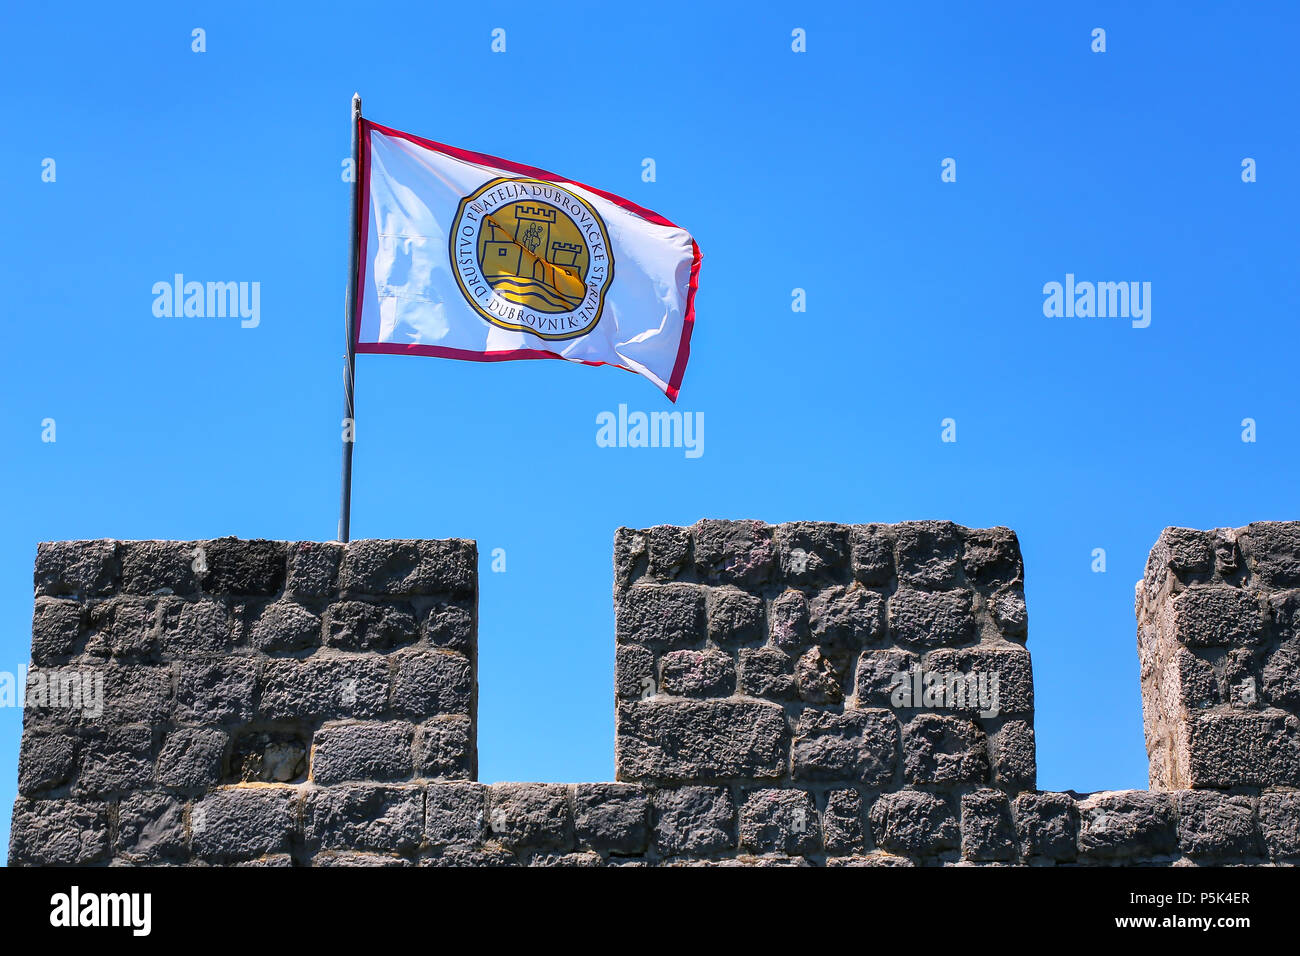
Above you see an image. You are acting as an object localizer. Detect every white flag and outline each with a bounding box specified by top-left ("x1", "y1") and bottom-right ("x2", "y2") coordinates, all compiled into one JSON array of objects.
[{"x1": 352, "y1": 120, "x2": 701, "y2": 401}]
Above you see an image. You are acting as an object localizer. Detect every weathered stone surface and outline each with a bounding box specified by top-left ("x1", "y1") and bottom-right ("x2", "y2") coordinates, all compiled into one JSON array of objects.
[
  {"x1": 827, "y1": 852, "x2": 915, "y2": 867},
  {"x1": 962, "y1": 528, "x2": 1023, "y2": 589},
  {"x1": 74, "y1": 725, "x2": 154, "y2": 796},
  {"x1": 794, "y1": 646, "x2": 844, "y2": 704},
  {"x1": 869, "y1": 790, "x2": 959, "y2": 855},
  {"x1": 768, "y1": 589, "x2": 810, "y2": 651},
  {"x1": 1239, "y1": 522, "x2": 1300, "y2": 589},
  {"x1": 991, "y1": 719, "x2": 1036, "y2": 790},
  {"x1": 809, "y1": 585, "x2": 885, "y2": 648},
  {"x1": 165, "y1": 599, "x2": 234, "y2": 656},
  {"x1": 902, "y1": 714, "x2": 989, "y2": 786},
  {"x1": 615, "y1": 643, "x2": 656, "y2": 701},
  {"x1": 738, "y1": 647, "x2": 795, "y2": 699},
  {"x1": 1184, "y1": 710, "x2": 1300, "y2": 788},
  {"x1": 246, "y1": 600, "x2": 321, "y2": 653},
  {"x1": 9, "y1": 798, "x2": 111, "y2": 865},
  {"x1": 198, "y1": 538, "x2": 286, "y2": 595},
  {"x1": 85, "y1": 596, "x2": 162, "y2": 659},
  {"x1": 17, "y1": 731, "x2": 78, "y2": 794},
  {"x1": 854, "y1": 648, "x2": 918, "y2": 705},
  {"x1": 775, "y1": 522, "x2": 849, "y2": 586},
  {"x1": 1147, "y1": 527, "x2": 1216, "y2": 588},
  {"x1": 425, "y1": 783, "x2": 487, "y2": 848},
  {"x1": 21, "y1": 663, "x2": 171, "y2": 730},
  {"x1": 792, "y1": 708, "x2": 897, "y2": 784},
  {"x1": 305, "y1": 785, "x2": 423, "y2": 854},
  {"x1": 574, "y1": 783, "x2": 649, "y2": 855},
  {"x1": 191, "y1": 787, "x2": 296, "y2": 862},
  {"x1": 1258, "y1": 791, "x2": 1300, "y2": 860},
  {"x1": 617, "y1": 698, "x2": 789, "y2": 781},
  {"x1": 96, "y1": 664, "x2": 175, "y2": 726},
  {"x1": 646, "y1": 525, "x2": 692, "y2": 580},
  {"x1": 35, "y1": 540, "x2": 120, "y2": 598},
  {"x1": 613, "y1": 528, "x2": 647, "y2": 590},
  {"x1": 1175, "y1": 791, "x2": 1259, "y2": 859},
  {"x1": 311, "y1": 721, "x2": 413, "y2": 785},
  {"x1": 1013, "y1": 792, "x2": 1078, "y2": 862},
  {"x1": 654, "y1": 786, "x2": 735, "y2": 857},
  {"x1": 660, "y1": 649, "x2": 735, "y2": 697},
  {"x1": 1077, "y1": 791, "x2": 1177, "y2": 861},
  {"x1": 615, "y1": 583, "x2": 706, "y2": 648},
  {"x1": 415, "y1": 716, "x2": 473, "y2": 780},
  {"x1": 313, "y1": 851, "x2": 413, "y2": 867},
  {"x1": 738, "y1": 789, "x2": 820, "y2": 856},
  {"x1": 117, "y1": 792, "x2": 188, "y2": 862},
  {"x1": 692, "y1": 520, "x2": 775, "y2": 588},
  {"x1": 706, "y1": 587, "x2": 765, "y2": 644},
  {"x1": 822, "y1": 789, "x2": 864, "y2": 855},
  {"x1": 391, "y1": 650, "x2": 473, "y2": 717},
  {"x1": 176, "y1": 658, "x2": 257, "y2": 724},
  {"x1": 961, "y1": 790, "x2": 1015, "y2": 861},
  {"x1": 990, "y1": 589, "x2": 1028, "y2": 640},
  {"x1": 31, "y1": 597, "x2": 83, "y2": 664},
  {"x1": 156, "y1": 727, "x2": 228, "y2": 790},
  {"x1": 888, "y1": 587, "x2": 975, "y2": 647},
  {"x1": 259, "y1": 656, "x2": 389, "y2": 722},
  {"x1": 849, "y1": 526, "x2": 894, "y2": 587},
  {"x1": 893, "y1": 522, "x2": 963, "y2": 590},
  {"x1": 324, "y1": 600, "x2": 419, "y2": 651},
  {"x1": 1263, "y1": 640, "x2": 1300, "y2": 708},
  {"x1": 14, "y1": 525, "x2": 1300, "y2": 867},
  {"x1": 489, "y1": 783, "x2": 573, "y2": 851},
  {"x1": 342, "y1": 539, "x2": 476, "y2": 597},
  {"x1": 425, "y1": 603, "x2": 474, "y2": 651},
  {"x1": 923, "y1": 645, "x2": 1034, "y2": 716},
  {"x1": 229, "y1": 730, "x2": 308, "y2": 783},
  {"x1": 120, "y1": 541, "x2": 201, "y2": 596},
  {"x1": 1167, "y1": 586, "x2": 1266, "y2": 647},
  {"x1": 285, "y1": 541, "x2": 342, "y2": 598}
]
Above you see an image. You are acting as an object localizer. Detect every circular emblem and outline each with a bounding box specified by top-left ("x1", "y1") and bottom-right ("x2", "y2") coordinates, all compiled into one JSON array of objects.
[{"x1": 450, "y1": 178, "x2": 614, "y2": 340}]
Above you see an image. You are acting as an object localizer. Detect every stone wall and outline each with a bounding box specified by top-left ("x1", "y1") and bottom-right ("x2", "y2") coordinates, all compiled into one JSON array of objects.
[
  {"x1": 9, "y1": 522, "x2": 1300, "y2": 866},
  {"x1": 1137, "y1": 523, "x2": 1300, "y2": 790},
  {"x1": 11, "y1": 538, "x2": 477, "y2": 866}
]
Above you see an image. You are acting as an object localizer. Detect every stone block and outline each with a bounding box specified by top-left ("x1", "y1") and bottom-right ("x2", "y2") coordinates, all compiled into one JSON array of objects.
[
  {"x1": 615, "y1": 583, "x2": 706, "y2": 648},
  {"x1": 311, "y1": 721, "x2": 414, "y2": 785},
  {"x1": 305, "y1": 785, "x2": 424, "y2": 854},
  {"x1": 574, "y1": 783, "x2": 649, "y2": 856},
  {"x1": 341, "y1": 539, "x2": 476, "y2": 597},
  {"x1": 792, "y1": 708, "x2": 897, "y2": 784},
  {"x1": 617, "y1": 698, "x2": 789, "y2": 781},
  {"x1": 654, "y1": 786, "x2": 735, "y2": 857},
  {"x1": 738, "y1": 789, "x2": 820, "y2": 856}
]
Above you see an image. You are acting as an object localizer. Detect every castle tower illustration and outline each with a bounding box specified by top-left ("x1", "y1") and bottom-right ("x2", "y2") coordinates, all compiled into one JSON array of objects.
[
  {"x1": 512, "y1": 205, "x2": 555, "y2": 283},
  {"x1": 479, "y1": 204, "x2": 585, "y2": 308},
  {"x1": 481, "y1": 219, "x2": 523, "y2": 278},
  {"x1": 550, "y1": 240, "x2": 583, "y2": 275}
]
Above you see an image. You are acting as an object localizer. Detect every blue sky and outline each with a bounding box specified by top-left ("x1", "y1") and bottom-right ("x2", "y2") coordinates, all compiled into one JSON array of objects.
[{"x1": 2, "y1": 1, "x2": 1297, "y2": 854}]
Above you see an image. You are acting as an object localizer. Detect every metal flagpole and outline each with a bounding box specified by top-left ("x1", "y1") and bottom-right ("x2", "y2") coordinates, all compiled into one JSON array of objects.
[{"x1": 338, "y1": 92, "x2": 363, "y2": 542}]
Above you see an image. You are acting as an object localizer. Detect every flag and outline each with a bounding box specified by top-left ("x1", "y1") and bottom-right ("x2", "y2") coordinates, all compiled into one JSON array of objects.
[{"x1": 352, "y1": 120, "x2": 701, "y2": 401}]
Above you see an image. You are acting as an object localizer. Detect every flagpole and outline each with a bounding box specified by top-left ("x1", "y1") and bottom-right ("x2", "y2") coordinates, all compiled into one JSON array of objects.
[{"x1": 338, "y1": 92, "x2": 362, "y2": 543}]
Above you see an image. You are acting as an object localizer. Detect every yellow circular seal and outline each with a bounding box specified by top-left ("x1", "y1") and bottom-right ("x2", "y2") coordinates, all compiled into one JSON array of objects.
[{"x1": 450, "y1": 178, "x2": 614, "y2": 341}]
